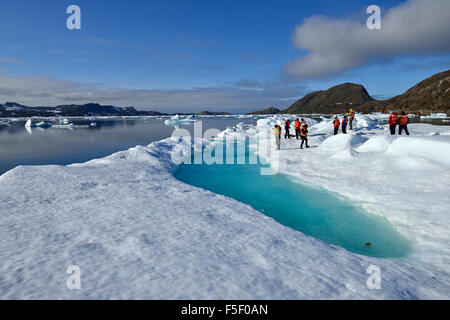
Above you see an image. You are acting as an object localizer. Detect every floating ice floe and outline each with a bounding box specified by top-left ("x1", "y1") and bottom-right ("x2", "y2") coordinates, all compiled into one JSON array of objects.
[
  {"x1": 0, "y1": 119, "x2": 12, "y2": 126},
  {"x1": 164, "y1": 114, "x2": 196, "y2": 126},
  {"x1": 420, "y1": 113, "x2": 448, "y2": 119},
  {"x1": 25, "y1": 119, "x2": 52, "y2": 128}
]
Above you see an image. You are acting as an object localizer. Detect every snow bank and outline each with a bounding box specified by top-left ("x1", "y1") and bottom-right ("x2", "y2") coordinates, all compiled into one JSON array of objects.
[
  {"x1": 387, "y1": 138, "x2": 450, "y2": 167},
  {"x1": 317, "y1": 134, "x2": 357, "y2": 159},
  {"x1": 356, "y1": 136, "x2": 393, "y2": 153}
]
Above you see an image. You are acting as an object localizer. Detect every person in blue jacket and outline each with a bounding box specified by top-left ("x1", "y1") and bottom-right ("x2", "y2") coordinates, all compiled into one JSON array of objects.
[{"x1": 342, "y1": 115, "x2": 349, "y2": 134}]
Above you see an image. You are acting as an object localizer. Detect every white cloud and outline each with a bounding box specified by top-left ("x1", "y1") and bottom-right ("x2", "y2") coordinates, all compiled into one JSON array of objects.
[{"x1": 283, "y1": 0, "x2": 450, "y2": 79}]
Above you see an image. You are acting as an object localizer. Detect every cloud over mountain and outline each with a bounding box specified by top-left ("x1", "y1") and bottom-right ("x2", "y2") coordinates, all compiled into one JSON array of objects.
[{"x1": 283, "y1": 0, "x2": 450, "y2": 79}]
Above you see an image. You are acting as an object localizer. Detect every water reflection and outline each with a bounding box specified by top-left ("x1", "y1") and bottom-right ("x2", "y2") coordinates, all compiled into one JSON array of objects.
[{"x1": 0, "y1": 118, "x2": 257, "y2": 175}]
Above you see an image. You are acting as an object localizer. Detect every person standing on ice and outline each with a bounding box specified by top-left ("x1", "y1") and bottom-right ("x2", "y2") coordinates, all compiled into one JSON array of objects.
[
  {"x1": 348, "y1": 108, "x2": 356, "y2": 130},
  {"x1": 398, "y1": 112, "x2": 410, "y2": 135},
  {"x1": 284, "y1": 119, "x2": 291, "y2": 139},
  {"x1": 333, "y1": 116, "x2": 340, "y2": 135},
  {"x1": 300, "y1": 124, "x2": 310, "y2": 149},
  {"x1": 388, "y1": 111, "x2": 399, "y2": 135},
  {"x1": 294, "y1": 119, "x2": 301, "y2": 140},
  {"x1": 301, "y1": 118, "x2": 307, "y2": 127},
  {"x1": 341, "y1": 115, "x2": 349, "y2": 134},
  {"x1": 273, "y1": 125, "x2": 281, "y2": 150}
]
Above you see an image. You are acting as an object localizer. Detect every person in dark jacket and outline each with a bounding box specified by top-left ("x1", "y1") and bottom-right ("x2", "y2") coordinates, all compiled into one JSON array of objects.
[
  {"x1": 284, "y1": 120, "x2": 291, "y2": 139},
  {"x1": 342, "y1": 116, "x2": 349, "y2": 134}
]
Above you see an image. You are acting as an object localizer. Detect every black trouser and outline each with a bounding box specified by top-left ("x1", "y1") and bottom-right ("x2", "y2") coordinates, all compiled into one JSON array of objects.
[
  {"x1": 334, "y1": 127, "x2": 339, "y2": 135},
  {"x1": 349, "y1": 117, "x2": 354, "y2": 130},
  {"x1": 300, "y1": 136, "x2": 308, "y2": 148},
  {"x1": 342, "y1": 126, "x2": 347, "y2": 134},
  {"x1": 295, "y1": 128, "x2": 300, "y2": 139},
  {"x1": 399, "y1": 124, "x2": 409, "y2": 135},
  {"x1": 284, "y1": 127, "x2": 291, "y2": 139},
  {"x1": 389, "y1": 125, "x2": 396, "y2": 135}
]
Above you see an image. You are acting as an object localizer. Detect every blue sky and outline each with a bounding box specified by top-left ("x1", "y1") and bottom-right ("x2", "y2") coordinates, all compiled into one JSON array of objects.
[{"x1": 0, "y1": 0, "x2": 449, "y2": 112}]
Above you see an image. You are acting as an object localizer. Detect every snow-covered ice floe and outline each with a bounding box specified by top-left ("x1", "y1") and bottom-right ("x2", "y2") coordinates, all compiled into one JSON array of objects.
[
  {"x1": 0, "y1": 119, "x2": 12, "y2": 126},
  {"x1": 420, "y1": 113, "x2": 448, "y2": 119},
  {"x1": 164, "y1": 114, "x2": 196, "y2": 126},
  {"x1": 0, "y1": 114, "x2": 449, "y2": 299},
  {"x1": 24, "y1": 119, "x2": 52, "y2": 128}
]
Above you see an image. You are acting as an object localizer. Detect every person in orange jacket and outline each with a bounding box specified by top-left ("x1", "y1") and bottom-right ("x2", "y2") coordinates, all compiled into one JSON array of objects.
[
  {"x1": 348, "y1": 108, "x2": 356, "y2": 130},
  {"x1": 398, "y1": 112, "x2": 410, "y2": 135},
  {"x1": 388, "y1": 111, "x2": 399, "y2": 135},
  {"x1": 300, "y1": 124, "x2": 310, "y2": 149},
  {"x1": 294, "y1": 118, "x2": 301, "y2": 140},
  {"x1": 333, "y1": 116, "x2": 340, "y2": 135}
]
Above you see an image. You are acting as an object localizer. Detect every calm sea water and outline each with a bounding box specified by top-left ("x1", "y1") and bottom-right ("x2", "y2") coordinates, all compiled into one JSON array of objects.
[{"x1": 0, "y1": 117, "x2": 258, "y2": 175}]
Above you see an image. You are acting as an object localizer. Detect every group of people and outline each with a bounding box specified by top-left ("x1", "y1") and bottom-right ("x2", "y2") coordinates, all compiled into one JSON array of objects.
[
  {"x1": 332, "y1": 108, "x2": 356, "y2": 135},
  {"x1": 273, "y1": 118, "x2": 310, "y2": 150},
  {"x1": 388, "y1": 111, "x2": 410, "y2": 135},
  {"x1": 272, "y1": 108, "x2": 411, "y2": 150}
]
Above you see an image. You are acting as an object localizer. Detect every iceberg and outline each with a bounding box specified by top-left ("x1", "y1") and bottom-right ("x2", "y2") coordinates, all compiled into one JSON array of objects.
[
  {"x1": 0, "y1": 119, "x2": 12, "y2": 126},
  {"x1": 421, "y1": 113, "x2": 448, "y2": 119},
  {"x1": 24, "y1": 118, "x2": 34, "y2": 128},
  {"x1": 25, "y1": 119, "x2": 52, "y2": 128}
]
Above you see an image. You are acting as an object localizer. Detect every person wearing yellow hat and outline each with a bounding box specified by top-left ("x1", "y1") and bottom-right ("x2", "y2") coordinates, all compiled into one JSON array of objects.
[{"x1": 348, "y1": 108, "x2": 356, "y2": 130}]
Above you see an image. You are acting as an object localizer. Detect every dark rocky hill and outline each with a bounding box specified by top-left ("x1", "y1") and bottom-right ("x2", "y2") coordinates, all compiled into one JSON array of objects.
[
  {"x1": 284, "y1": 83, "x2": 373, "y2": 114},
  {"x1": 283, "y1": 70, "x2": 449, "y2": 115},
  {"x1": 374, "y1": 69, "x2": 450, "y2": 113},
  {"x1": 247, "y1": 107, "x2": 281, "y2": 115}
]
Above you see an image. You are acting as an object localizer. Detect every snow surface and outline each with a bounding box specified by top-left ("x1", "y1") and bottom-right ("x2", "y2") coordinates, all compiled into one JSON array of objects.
[{"x1": 0, "y1": 114, "x2": 449, "y2": 299}]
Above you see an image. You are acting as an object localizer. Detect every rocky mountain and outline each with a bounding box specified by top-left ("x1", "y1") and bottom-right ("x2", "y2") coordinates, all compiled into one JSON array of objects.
[
  {"x1": 374, "y1": 69, "x2": 450, "y2": 113},
  {"x1": 284, "y1": 83, "x2": 373, "y2": 114},
  {"x1": 247, "y1": 107, "x2": 281, "y2": 115},
  {"x1": 283, "y1": 70, "x2": 450, "y2": 114}
]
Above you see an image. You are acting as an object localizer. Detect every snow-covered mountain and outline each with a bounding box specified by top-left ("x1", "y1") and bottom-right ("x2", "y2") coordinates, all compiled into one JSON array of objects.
[{"x1": 0, "y1": 102, "x2": 163, "y2": 117}]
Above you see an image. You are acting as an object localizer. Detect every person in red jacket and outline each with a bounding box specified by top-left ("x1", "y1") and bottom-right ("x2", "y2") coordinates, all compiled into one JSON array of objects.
[
  {"x1": 333, "y1": 116, "x2": 340, "y2": 135},
  {"x1": 398, "y1": 112, "x2": 410, "y2": 135},
  {"x1": 388, "y1": 111, "x2": 399, "y2": 135}
]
